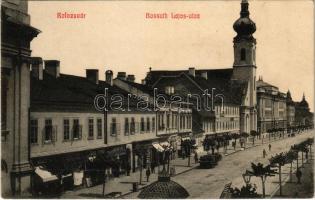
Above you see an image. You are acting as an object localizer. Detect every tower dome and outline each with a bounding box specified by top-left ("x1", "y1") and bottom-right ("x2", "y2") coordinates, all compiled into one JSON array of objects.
[{"x1": 233, "y1": 0, "x2": 256, "y2": 41}]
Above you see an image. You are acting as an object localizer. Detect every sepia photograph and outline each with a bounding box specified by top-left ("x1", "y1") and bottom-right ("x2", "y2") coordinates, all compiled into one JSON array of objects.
[{"x1": 1, "y1": 0, "x2": 314, "y2": 198}]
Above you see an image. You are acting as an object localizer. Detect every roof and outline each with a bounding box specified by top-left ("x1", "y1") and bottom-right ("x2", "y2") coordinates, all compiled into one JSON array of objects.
[
  {"x1": 256, "y1": 80, "x2": 278, "y2": 89},
  {"x1": 30, "y1": 72, "x2": 140, "y2": 112},
  {"x1": 146, "y1": 68, "x2": 245, "y2": 105}
]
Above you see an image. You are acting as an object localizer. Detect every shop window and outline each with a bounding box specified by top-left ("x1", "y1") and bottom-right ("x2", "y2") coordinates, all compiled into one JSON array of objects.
[
  {"x1": 152, "y1": 117, "x2": 155, "y2": 132},
  {"x1": 63, "y1": 119, "x2": 70, "y2": 141},
  {"x1": 111, "y1": 118, "x2": 117, "y2": 136},
  {"x1": 124, "y1": 118, "x2": 129, "y2": 135},
  {"x1": 97, "y1": 118, "x2": 102, "y2": 139},
  {"x1": 140, "y1": 117, "x2": 145, "y2": 133},
  {"x1": 88, "y1": 118, "x2": 94, "y2": 139},
  {"x1": 146, "y1": 117, "x2": 150, "y2": 132},
  {"x1": 130, "y1": 117, "x2": 135, "y2": 134},
  {"x1": 30, "y1": 119, "x2": 38, "y2": 144}
]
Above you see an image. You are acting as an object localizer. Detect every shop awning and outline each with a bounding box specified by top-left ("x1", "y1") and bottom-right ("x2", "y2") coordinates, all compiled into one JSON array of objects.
[
  {"x1": 181, "y1": 137, "x2": 191, "y2": 141},
  {"x1": 152, "y1": 143, "x2": 164, "y2": 152},
  {"x1": 35, "y1": 166, "x2": 58, "y2": 182},
  {"x1": 160, "y1": 141, "x2": 172, "y2": 151}
]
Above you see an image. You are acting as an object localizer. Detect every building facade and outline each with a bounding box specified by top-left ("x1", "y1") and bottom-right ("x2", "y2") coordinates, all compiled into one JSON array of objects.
[
  {"x1": 256, "y1": 77, "x2": 287, "y2": 134},
  {"x1": 1, "y1": 0, "x2": 40, "y2": 196}
]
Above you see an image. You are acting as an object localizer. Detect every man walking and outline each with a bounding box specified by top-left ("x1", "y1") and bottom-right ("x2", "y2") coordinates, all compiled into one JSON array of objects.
[
  {"x1": 296, "y1": 168, "x2": 302, "y2": 184},
  {"x1": 146, "y1": 168, "x2": 151, "y2": 182},
  {"x1": 263, "y1": 149, "x2": 267, "y2": 158},
  {"x1": 194, "y1": 152, "x2": 199, "y2": 164},
  {"x1": 268, "y1": 144, "x2": 272, "y2": 151}
]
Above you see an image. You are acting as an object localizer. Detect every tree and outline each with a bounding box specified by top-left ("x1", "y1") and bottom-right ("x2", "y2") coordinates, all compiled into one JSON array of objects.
[
  {"x1": 240, "y1": 132, "x2": 249, "y2": 148},
  {"x1": 269, "y1": 153, "x2": 288, "y2": 196},
  {"x1": 267, "y1": 129, "x2": 272, "y2": 141},
  {"x1": 291, "y1": 145, "x2": 300, "y2": 169},
  {"x1": 285, "y1": 150, "x2": 298, "y2": 182},
  {"x1": 250, "y1": 130, "x2": 258, "y2": 146},
  {"x1": 246, "y1": 162, "x2": 277, "y2": 198}
]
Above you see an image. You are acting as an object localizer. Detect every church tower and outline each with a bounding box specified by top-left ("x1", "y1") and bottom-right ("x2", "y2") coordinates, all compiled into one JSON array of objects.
[{"x1": 232, "y1": 0, "x2": 257, "y2": 133}]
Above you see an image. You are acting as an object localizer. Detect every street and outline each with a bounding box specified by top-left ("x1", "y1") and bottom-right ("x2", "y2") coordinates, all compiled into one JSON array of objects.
[{"x1": 123, "y1": 130, "x2": 314, "y2": 198}]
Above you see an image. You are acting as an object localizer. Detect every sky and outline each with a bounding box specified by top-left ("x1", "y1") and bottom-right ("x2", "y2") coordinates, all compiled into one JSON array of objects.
[{"x1": 29, "y1": 0, "x2": 314, "y2": 111}]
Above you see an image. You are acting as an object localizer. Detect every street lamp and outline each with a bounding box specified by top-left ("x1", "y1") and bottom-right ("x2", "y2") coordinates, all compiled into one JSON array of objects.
[{"x1": 242, "y1": 171, "x2": 252, "y2": 185}]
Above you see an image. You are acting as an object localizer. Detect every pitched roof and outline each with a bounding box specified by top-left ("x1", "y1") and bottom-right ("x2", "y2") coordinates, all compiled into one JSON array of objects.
[
  {"x1": 146, "y1": 68, "x2": 245, "y2": 105},
  {"x1": 30, "y1": 72, "x2": 140, "y2": 112}
]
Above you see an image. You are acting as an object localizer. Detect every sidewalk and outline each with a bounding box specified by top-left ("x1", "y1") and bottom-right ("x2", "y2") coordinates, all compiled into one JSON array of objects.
[
  {"x1": 271, "y1": 156, "x2": 314, "y2": 198},
  {"x1": 61, "y1": 150, "x2": 207, "y2": 198}
]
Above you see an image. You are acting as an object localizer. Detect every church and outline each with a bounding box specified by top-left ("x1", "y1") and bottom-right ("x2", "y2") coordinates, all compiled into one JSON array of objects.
[{"x1": 144, "y1": 0, "x2": 258, "y2": 136}]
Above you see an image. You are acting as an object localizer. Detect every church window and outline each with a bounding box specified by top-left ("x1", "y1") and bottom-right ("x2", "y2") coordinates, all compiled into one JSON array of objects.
[{"x1": 241, "y1": 48, "x2": 246, "y2": 61}]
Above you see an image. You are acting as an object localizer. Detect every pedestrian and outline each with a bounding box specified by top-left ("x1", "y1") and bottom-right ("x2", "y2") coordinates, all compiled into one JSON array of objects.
[
  {"x1": 126, "y1": 163, "x2": 131, "y2": 176},
  {"x1": 296, "y1": 168, "x2": 302, "y2": 184},
  {"x1": 146, "y1": 168, "x2": 151, "y2": 182},
  {"x1": 194, "y1": 152, "x2": 199, "y2": 163},
  {"x1": 268, "y1": 144, "x2": 271, "y2": 151},
  {"x1": 232, "y1": 141, "x2": 236, "y2": 150},
  {"x1": 263, "y1": 149, "x2": 267, "y2": 158},
  {"x1": 211, "y1": 147, "x2": 215, "y2": 155},
  {"x1": 150, "y1": 162, "x2": 155, "y2": 174}
]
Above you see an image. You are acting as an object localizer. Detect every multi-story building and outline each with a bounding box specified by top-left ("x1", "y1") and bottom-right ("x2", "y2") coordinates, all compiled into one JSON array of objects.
[
  {"x1": 286, "y1": 90, "x2": 295, "y2": 128},
  {"x1": 1, "y1": 0, "x2": 40, "y2": 196},
  {"x1": 256, "y1": 77, "x2": 287, "y2": 134},
  {"x1": 114, "y1": 72, "x2": 193, "y2": 156},
  {"x1": 143, "y1": 67, "x2": 242, "y2": 145},
  {"x1": 29, "y1": 59, "x2": 165, "y2": 189},
  {"x1": 29, "y1": 58, "x2": 194, "y2": 192}
]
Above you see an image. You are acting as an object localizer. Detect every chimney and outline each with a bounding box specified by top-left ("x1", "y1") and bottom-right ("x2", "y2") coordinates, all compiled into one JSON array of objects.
[
  {"x1": 126, "y1": 75, "x2": 135, "y2": 82},
  {"x1": 201, "y1": 71, "x2": 208, "y2": 80},
  {"x1": 188, "y1": 67, "x2": 195, "y2": 77},
  {"x1": 117, "y1": 72, "x2": 127, "y2": 80},
  {"x1": 45, "y1": 60, "x2": 60, "y2": 78},
  {"x1": 105, "y1": 70, "x2": 113, "y2": 86},
  {"x1": 31, "y1": 57, "x2": 43, "y2": 80},
  {"x1": 86, "y1": 69, "x2": 99, "y2": 84}
]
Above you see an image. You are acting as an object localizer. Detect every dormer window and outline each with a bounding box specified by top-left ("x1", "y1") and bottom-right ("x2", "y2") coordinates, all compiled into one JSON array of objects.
[
  {"x1": 165, "y1": 86, "x2": 174, "y2": 95},
  {"x1": 241, "y1": 48, "x2": 246, "y2": 61}
]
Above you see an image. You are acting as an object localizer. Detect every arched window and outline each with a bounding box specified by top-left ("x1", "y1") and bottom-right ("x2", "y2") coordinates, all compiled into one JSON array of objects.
[{"x1": 241, "y1": 48, "x2": 246, "y2": 61}]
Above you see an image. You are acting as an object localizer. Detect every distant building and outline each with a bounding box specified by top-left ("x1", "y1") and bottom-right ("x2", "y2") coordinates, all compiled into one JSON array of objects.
[
  {"x1": 256, "y1": 77, "x2": 287, "y2": 134},
  {"x1": 294, "y1": 94, "x2": 313, "y2": 127},
  {"x1": 286, "y1": 90, "x2": 295, "y2": 127},
  {"x1": 1, "y1": 0, "x2": 40, "y2": 196}
]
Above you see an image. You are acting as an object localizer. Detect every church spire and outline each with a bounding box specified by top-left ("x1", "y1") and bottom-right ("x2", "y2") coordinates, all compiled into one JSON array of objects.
[{"x1": 240, "y1": 0, "x2": 250, "y2": 18}]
